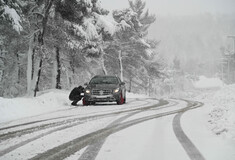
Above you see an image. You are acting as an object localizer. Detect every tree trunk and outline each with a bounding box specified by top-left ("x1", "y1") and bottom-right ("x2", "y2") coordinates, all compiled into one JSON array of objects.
[
  {"x1": 33, "y1": 0, "x2": 53, "y2": 95},
  {"x1": 27, "y1": 35, "x2": 34, "y2": 95},
  {"x1": 27, "y1": 0, "x2": 54, "y2": 96},
  {"x1": 0, "y1": 48, "x2": 6, "y2": 96},
  {"x1": 65, "y1": 68, "x2": 70, "y2": 89},
  {"x1": 100, "y1": 53, "x2": 107, "y2": 75},
  {"x1": 38, "y1": 0, "x2": 54, "y2": 46},
  {"x1": 34, "y1": 58, "x2": 43, "y2": 97},
  {"x1": 31, "y1": 49, "x2": 35, "y2": 80},
  {"x1": 55, "y1": 46, "x2": 62, "y2": 89},
  {"x1": 148, "y1": 77, "x2": 151, "y2": 96},
  {"x1": 118, "y1": 50, "x2": 123, "y2": 81},
  {"x1": 16, "y1": 52, "x2": 20, "y2": 84},
  {"x1": 52, "y1": 47, "x2": 57, "y2": 88},
  {"x1": 27, "y1": 57, "x2": 41, "y2": 97},
  {"x1": 129, "y1": 76, "x2": 132, "y2": 92}
]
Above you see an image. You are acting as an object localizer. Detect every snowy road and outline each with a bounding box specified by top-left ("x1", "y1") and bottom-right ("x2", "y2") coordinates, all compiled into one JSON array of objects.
[{"x1": 0, "y1": 98, "x2": 204, "y2": 160}]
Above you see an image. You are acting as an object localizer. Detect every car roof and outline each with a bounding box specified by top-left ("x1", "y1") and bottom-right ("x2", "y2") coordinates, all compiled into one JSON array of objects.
[{"x1": 93, "y1": 75, "x2": 118, "y2": 78}]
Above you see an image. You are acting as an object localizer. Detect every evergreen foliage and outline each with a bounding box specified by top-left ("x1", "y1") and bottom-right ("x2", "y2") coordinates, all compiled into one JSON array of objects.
[{"x1": 0, "y1": 0, "x2": 161, "y2": 97}]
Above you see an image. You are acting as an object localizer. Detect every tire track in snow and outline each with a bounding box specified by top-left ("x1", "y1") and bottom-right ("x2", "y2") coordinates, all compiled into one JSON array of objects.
[
  {"x1": 0, "y1": 99, "x2": 160, "y2": 157},
  {"x1": 78, "y1": 111, "x2": 141, "y2": 160},
  {"x1": 29, "y1": 100, "x2": 169, "y2": 160},
  {"x1": 173, "y1": 101, "x2": 205, "y2": 160},
  {"x1": 29, "y1": 100, "x2": 203, "y2": 160},
  {"x1": 0, "y1": 98, "x2": 148, "y2": 141},
  {"x1": 78, "y1": 100, "x2": 178, "y2": 160},
  {"x1": 0, "y1": 99, "x2": 137, "y2": 131}
]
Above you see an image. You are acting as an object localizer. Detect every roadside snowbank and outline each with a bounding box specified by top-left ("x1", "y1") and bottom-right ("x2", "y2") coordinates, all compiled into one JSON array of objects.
[
  {"x1": 181, "y1": 84, "x2": 235, "y2": 160},
  {"x1": 0, "y1": 90, "x2": 149, "y2": 124},
  {"x1": 180, "y1": 76, "x2": 235, "y2": 160},
  {"x1": 191, "y1": 76, "x2": 235, "y2": 140},
  {"x1": 201, "y1": 84, "x2": 235, "y2": 139},
  {"x1": 182, "y1": 97, "x2": 235, "y2": 160},
  {"x1": 189, "y1": 75, "x2": 234, "y2": 140},
  {"x1": 0, "y1": 90, "x2": 70, "y2": 123},
  {"x1": 175, "y1": 75, "x2": 235, "y2": 140}
]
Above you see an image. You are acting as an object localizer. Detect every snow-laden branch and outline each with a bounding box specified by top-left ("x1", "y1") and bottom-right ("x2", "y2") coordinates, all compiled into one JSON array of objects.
[
  {"x1": 119, "y1": 20, "x2": 131, "y2": 30},
  {"x1": 28, "y1": 12, "x2": 45, "y2": 18},
  {"x1": 83, "y1": 18, "x2": 99, "y2": 40},
  {"x1": 2, "y1": 5, "x2": 22, "y2": 33},
  {"x1": 27, "y1": 29, "x2": 41, "y2": 39},
  {"x1": 72, "y1": 24, "x2": 87, "y2": 38},
  {"x1": 94, "y1": 13, "x2": 119, "y2": 35}
]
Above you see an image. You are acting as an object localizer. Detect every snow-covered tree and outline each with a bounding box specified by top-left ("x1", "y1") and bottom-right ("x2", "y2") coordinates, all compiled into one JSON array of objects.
[
  {"x1": 0, "y1": 0, "x2": 27, "y2": 97},
  {"x1": 0, "y1": 0, "x2": 162, "y2": 97},
  {"x1": 0, "y1": 0, "x2": 23, "y2": 33},
  {"x1": 104, "y1": 0, "x2": 159, "y2": 94},
  {"x1": 23, "y1": 0, "x2": 55, "y2": 96},
  {"x1": 55, "y1": 0, "x2": 118, "y2": 76},
  {"x1": 110, "y1": 7, "x2": 149, "y2": 81}
]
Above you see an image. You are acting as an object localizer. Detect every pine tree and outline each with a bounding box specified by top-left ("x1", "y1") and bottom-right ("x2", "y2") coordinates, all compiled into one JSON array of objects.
[
  {"x1": 0, "y1": 0, "x2": 27, "y2": 97},
  {"x1": 55, "y1": 0, "x2": 117, "y2": 76},
  {"x1": 104, "y1": 0, "x2": 159, "y2": 94},
  {"x1": 0, "y1": 0, "x2": 23, "y2": 33}
]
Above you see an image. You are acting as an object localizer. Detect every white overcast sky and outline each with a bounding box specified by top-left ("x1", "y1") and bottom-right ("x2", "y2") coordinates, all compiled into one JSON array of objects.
[{"x1": 101, "y1": 0, "x2": 235, "y2": 16}]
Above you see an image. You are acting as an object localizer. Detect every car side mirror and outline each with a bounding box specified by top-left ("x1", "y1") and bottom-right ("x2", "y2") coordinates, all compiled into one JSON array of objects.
[
  {"x1": 84, "y1": 82, "x2": 88, "y2": 86},
  {"x1": 120, "y1": 82, "x2": 125, "y2": 85}
]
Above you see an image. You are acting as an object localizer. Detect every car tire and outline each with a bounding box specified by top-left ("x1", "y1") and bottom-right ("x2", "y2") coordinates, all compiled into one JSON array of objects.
[
  {"x1": 90, "y1": 102, "x2": 96, "y2": 105},
  {"x1": 117, "y1": 92, "x2": 124, "y2": 105},
  {"x1": 83, "y1": 98, "x2": 89, "y2": 106},
  {"x1": 123, "y1": 91, "x2": 126, "y2": 104}
]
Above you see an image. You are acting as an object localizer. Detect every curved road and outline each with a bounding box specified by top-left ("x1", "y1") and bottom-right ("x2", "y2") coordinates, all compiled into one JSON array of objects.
[{"x1": 0, "y1": 98, "x2": 204, "y2": 160}]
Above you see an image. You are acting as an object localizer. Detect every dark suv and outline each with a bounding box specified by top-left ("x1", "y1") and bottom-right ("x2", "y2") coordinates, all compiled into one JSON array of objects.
[{"x1": 83, "y1": 75, "x2": 126, "y2": 105}]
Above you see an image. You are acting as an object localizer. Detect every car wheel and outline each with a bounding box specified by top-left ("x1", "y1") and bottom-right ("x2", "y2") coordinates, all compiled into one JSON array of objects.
[
  {"x1": 117, "y1": 92, "x2": 124, "y2": 105},
  {"x1": 123, "y1": 91, "x2": 126, "y2": 103},
  {"x1": 83, "y1": 98, "x2": 89, "y2": 106},
  {"x1": 90, "y1": 101, "x2": 96, "y2": 105}
]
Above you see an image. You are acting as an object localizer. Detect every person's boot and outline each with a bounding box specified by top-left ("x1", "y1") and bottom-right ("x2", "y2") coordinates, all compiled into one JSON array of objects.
[{"x1": 71, "y1": 101, "x2": 77, "y2": 106}]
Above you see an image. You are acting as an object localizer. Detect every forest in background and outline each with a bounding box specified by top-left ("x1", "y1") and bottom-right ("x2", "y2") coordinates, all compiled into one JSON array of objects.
[
  {"x1": 149, "y1": 14, "x2": 235, "y2": 83},
  {"x1": 0, "y1": 0, "x2": 167, "y2": 98},
  {"x1": 1, "y1": 0, "x2": 235, "y2": 98}
]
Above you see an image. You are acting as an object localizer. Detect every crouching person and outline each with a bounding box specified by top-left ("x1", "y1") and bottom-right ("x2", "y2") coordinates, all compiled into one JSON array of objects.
[{"x1": 69, "y1": 86, "x2": 84, "y2": 106}]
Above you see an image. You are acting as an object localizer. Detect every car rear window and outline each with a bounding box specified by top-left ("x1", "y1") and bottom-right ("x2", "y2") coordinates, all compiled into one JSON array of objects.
[{"x1": 89, "y1": 77, "x2": 118, "y2": 84}]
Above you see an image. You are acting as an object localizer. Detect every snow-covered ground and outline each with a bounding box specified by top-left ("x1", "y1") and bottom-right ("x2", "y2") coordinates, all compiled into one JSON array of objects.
[
  {"x1": 0, "y1": 76, "x2": 235, "y2": 160},
  {"x1": 191, "y1": 76, "x2": 235, "y2": 141},
  {"x1": 170, "y1": 76, "x2": 235, "y2": 141},
  {"x1": 0, "y1": 90, "x2": 149, "y2": 124},
  {"x1": 93, "y1": 82, "x2": 235, "y2": 160},
  {"x1": 0, "y1": 89, "x2": 71, "y2": 123},
  {"x1": 185, "y1": 76, "x2": 235, "y2": 159}
]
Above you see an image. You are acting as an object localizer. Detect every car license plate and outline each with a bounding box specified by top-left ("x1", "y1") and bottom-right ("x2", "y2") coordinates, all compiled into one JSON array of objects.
[{"x1": 96, "y1": 95, "x2": 108, "y2": 98}]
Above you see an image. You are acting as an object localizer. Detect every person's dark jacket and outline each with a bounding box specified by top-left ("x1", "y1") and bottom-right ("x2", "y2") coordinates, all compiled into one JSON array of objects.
[{"x1": 69, "y1": 86, "x2": 84, "y2": 101}]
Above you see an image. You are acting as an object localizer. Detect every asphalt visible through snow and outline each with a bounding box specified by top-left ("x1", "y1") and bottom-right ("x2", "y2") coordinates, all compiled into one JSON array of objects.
[
  {"x1": 0, "y1": 98, "x2": 205, "y2": 160},
  {"x1": 173, "y1": 112, "x2": 205, "y2": 160},
  {"x1": 173, "y1": 103, "x2": 205, "y2": 160}
]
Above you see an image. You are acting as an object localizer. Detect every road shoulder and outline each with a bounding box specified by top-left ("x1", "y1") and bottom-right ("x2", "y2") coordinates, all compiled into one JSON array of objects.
[{"x1": 181, "y1": 103, "x2": 235, "y2": 160}]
